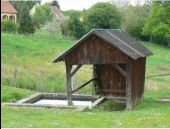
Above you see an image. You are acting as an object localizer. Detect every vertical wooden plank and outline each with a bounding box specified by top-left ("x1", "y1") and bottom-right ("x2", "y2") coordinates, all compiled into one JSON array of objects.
[
  {"x1": 126, "y1": 63, "x2": 133, "y2": 110},
  {"x1": 66, "y1": 64, "x2": 73, "y2": 106}
]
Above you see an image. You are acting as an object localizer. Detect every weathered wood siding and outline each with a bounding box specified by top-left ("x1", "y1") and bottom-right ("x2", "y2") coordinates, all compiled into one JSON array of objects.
[
  {"x1": 130, "y1": 57, "x2": 146, "y2": 105},
  {"x1": 94, "y1": 64, "x2": 126, "y2": 97},
  {"x1": 65, "y1": 35, "x2": 129, "y2": 65},
  {"x1": 93, "y1": 58, "x2": 146, "y2": 103}
]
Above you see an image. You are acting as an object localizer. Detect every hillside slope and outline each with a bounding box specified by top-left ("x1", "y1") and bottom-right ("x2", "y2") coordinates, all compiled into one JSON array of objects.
[{"x1": 1, "y1": 31, "x2": 170, "y2": 128}]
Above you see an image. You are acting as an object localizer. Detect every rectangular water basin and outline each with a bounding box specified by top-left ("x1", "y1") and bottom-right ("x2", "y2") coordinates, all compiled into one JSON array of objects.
[{"x1": 3, "y1": 93, "x2": 106, "y2": 111}]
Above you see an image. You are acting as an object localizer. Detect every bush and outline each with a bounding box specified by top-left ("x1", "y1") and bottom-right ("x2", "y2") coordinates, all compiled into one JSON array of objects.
[{"x1": 1, "y1": 20, "x2": 18, "y2": 33}]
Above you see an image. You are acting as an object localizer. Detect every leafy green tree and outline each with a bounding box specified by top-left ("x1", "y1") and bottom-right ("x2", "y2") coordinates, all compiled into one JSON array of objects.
[
  {"x1": 68, "y1": 16, "x2": 84, "y2": 39},
  {"x1": 143, "y1": 1, "x2": 170, "y2": 45},
  {"x1": 32, "y1": 4, "x2": 53, "y2": 27},
  {"x1": 18, "y1": 3, "x2": 35, "y2": 34},
  {"x1": 11, "y1": 1, "x2": 36, "y2": 22},
  {"x1": 83, "y1": 2, "x2": 121, "y2": 32},
  {"x1": 122, "y1": 5, "x2": 149, "y2": 39},
  {"x1": 61, "y1": 14, "x2": 84, "y2": 39}
]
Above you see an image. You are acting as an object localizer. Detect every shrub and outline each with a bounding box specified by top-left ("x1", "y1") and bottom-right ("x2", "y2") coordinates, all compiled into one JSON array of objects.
[{"x1": 1, "y1": 20, "x2": 18, "y2": 33}]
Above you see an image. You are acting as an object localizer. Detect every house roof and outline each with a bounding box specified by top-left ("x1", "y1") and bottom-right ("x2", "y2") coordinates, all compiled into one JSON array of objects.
[
  {"x1": 52, "y1": 29, "x2": 152, "y2": 63},
  {"x1": 1, "y1": 0, "x2": 17, "y2": 14}
]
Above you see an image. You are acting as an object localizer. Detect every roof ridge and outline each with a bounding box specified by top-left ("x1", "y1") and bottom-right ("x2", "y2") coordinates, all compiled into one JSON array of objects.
[{"x1": 104, "y1": 30, "x2": 145, "y2": 57}]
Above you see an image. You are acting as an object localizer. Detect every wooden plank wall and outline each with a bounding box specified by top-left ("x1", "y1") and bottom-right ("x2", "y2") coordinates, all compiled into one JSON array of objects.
[
  {"x1": 94, "y1": 64, "x2": 126, "y2": 97},
  {"x1": 130, "y1": 57, "x2": 146, "y2": 105},
  {"x1": 65, "y1": 35, "x2": 129, "y2": 65}
]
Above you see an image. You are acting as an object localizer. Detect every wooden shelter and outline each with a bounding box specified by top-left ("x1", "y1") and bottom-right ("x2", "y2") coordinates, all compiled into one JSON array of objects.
[{"x1": 52, "y1": 29, "x2": 152, "y2": 109}]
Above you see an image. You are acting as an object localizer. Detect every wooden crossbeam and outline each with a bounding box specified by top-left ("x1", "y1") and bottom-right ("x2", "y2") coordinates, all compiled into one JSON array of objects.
[
  {"x1": 71, "y1": 77, "x2": 96, "y2": 94},
  {"x1": 100, "y1": 89, "x2": 126, "y2": 93},
  {"x1": 71, "y1": 65, "x2": 82, "y2": 77},
  {"x1": 112, "y1": 64, "x2": 126, "y2": 77}
]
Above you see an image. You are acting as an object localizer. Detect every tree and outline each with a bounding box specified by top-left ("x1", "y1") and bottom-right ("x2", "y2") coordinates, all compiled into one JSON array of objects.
[
  {"x1": 11, "y1": 1, "x2": 36, "y2": 22},
  {"x1": 83, "y1": 2, "x2": 121, "y2": 32},
  {"x1": 32, "y1": 4, "x2": 53, "y2": 27},
  {"x1": 122, "y1": 5, "x2": 149, "y2": 39},
  {"x1": 68, "y1": 15, "x2": 84, "y2": 39},
  {"x1": 143, "y1": 1, "x2": 170, "y2": 45},
  {"x1": 61, "y1": 13, "x2": 84, "y2": 39},
  {"x1": 18, "y1": 3, "x2": 35, "y2": 34}
]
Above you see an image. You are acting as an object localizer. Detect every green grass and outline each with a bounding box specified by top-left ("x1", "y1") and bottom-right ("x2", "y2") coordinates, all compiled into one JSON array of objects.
[
  {"x1": 1, "y1": 31, "x2": 170, "y2": 127},
  {"x1": 1, "y1": 85, "x2": 34, "y2": 102},
  {"x1": 1, "y1": 98, "x2": 170, "y2": 127},
  {"x1": 1, "y1": 30, "x2": 93, "y2": 93}
]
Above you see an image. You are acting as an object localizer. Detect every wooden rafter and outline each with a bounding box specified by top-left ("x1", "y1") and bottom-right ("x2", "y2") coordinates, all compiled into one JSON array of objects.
[
  {"x1": 71, "y1": 77, "x2": 96, "y2": 94},
  {"x1": 112, "y1": 63, "x2": 126, "y2": 77}
]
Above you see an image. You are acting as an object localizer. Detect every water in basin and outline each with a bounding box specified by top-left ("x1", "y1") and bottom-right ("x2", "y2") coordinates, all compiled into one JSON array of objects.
[{"x1": 34, "y1": 99, "x2": 93, "y2": 108}]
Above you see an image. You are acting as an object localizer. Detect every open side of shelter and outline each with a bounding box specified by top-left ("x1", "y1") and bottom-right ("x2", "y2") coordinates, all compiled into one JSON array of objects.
[{"x1": 52, "y1": 29, "x2": 152, "y2": 110}]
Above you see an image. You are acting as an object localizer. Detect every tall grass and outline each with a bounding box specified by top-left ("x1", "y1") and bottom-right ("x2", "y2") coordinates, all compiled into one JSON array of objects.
[
  {"x1": 1, "y1": 30, "x2": 93, "y2": 93},
  {"x1": 1, "y1": 31, "x2": 170, "y2": 94}
]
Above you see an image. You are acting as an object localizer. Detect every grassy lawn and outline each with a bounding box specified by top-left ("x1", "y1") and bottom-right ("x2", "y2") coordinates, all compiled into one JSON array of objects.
[
  {"x1": 1, "y1": 31, "x2": 170, "y2": 127},
  {"x1": 1, "y1": 85, "x2": 34, "y2": 102}
]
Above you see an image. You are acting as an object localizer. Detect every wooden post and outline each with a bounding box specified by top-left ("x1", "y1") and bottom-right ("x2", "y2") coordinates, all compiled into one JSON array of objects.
[
  {"x1": 126, "y1": 64, "x2": 133, "y2": 110},
  {"x1": 13, "y1": 68, "x2": 18, "y2": 87},
  {"x1": 40, "y1": 71, "x2": 44, "y2": 92},
  {"x1": 66, "y1": 64, "x2": 73, "y2": 106}
]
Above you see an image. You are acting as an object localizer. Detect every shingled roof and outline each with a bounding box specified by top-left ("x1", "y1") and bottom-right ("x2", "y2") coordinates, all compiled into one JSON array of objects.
[
  {"x1": 52, "y1": 29, "x2": 152, "y2": 63},
  {"x1": 1, "y1": 0, "x2": 17, "y2": 14}
]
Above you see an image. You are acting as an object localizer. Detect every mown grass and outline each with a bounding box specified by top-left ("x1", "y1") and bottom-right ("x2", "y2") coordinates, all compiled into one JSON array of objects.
[{"x1": 1, "y1": 31, "x2": 170, "y2": 127}]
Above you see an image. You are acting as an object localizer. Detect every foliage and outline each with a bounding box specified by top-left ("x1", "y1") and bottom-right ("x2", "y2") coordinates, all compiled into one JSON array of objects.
[
  {"x1": 83, "y1": 2, "x2": 121, "y2": 32},
  {"x1": 63, "y1": 10, "x2": 82, "y2": 17},
  {"x1": 32, "y1": 4, "x2": 53, "y2": 28},
  {"x1": 1, "y1": 20, "x2": 18, "y2": 33},
  {"x1": 61, "y1": 11, "x2": 84, "y2": 39},
  {"x1": 11, "y1": 0, "x2": 36, "y2": 21},
  {"x1": 143, "y1": 1, "x2": 170, "y2": 46},
  {"x1": 122, "y1": 5, "x2": 149, "y2": 39},
  {"x1": 1, "y1": 85, "x2": 33, "y2": 102},
  {"x1": 18, "y1": 3, "x2": 35, "y2": 34}
]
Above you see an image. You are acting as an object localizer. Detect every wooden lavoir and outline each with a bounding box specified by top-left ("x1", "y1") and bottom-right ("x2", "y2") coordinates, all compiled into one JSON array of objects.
[{"x1": 52, "y1": 29, "x2": 152, "y2": 109}]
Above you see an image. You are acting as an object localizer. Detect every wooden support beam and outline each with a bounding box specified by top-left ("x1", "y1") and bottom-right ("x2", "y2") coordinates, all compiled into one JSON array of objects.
[
  {"x1": 71, "y1": 77, "x2": 96, "y2": 94},
  {"x1": 66, "y1": 64, "x2": 73, "y2": 106},
  {"x1": 100, "y1": 89, "x2": 126, "y2": 93},
  {"x1": 71, "y1": 65, "x2": 82, "y2": 77},
  {"x1": 112, "y1": 64, "x2": 126, "y2": 77},
  {"x1": 126, "y1": 64, "x2": 133, "y2": 110}
]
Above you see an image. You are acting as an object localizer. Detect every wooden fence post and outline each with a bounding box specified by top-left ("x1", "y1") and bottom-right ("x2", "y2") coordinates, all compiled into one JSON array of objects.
[
  {"x1": 13, "y1": 68, "x2": 18, "y2": 87},
  {"x1": 40, "y1": 71, "x2": 44, "y2": 92}
]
